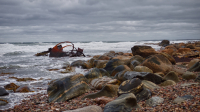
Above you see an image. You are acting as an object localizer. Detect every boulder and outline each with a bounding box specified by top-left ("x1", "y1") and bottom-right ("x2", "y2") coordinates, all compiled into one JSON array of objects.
[
  {"x1": 182, "y1": 71, "x2": 197, "y2": 80},
  {"x1": 93, "y1": 60, "x2": 109, "y2": 68},
  {"x1": 188, "y1": 61, "x2": 200, "y2": 72},
  {"x1": 82, "y1": 84, "x2": 119, "y2": 99},
  {"x1": 104, "y1": 93, "x2": 140, "y2": 112},
  {"x1": 104, "y1": 59, "x2": 128, "y2": 75},
  {"x1": 164, "y1": 71, "x2": 179, "y2": 83},
  {"x1": 131, "y1": 46, "x2": 158, "y2": 58},
  {"x1": 142, "y1": 80, "x2": 160, "y2": 90},
  {"x1": 133, "y1": 66, "x2": 153, "y2": 73},
  {"x1": 111, "y1": 65, "x2": 131, "y2": 76},
  {"x1": 85, "y1": 68, "x2": 110, "y2": 83},
  {"x1": 0, "y1": 87, "x2": 9, "y2": 96},
  {"x1": 130, "y1": 60, "x2": 141, "y2": 70},
  {"x1": 114, "y1": 70, "x2": 128, "y2": 82},
  {"x1": 94, "y1": 96, "x2": 115, "y2": 105},
  {"x1": 63, "y1": 105, "x2": 103, "y2": 112},
  {"x1": 123, "y1": 71, "x2": 163, "y2": 84},
  {"x1": 141, "y1": 54, "x2": 172, "y2": 74},
  {"x1": 188, "y1": 59, "x2": 200, "y2": 69},
  {"x1": 159, "y1": 40, "x2": 170, "y2": 47},
  {"x1": 90, "y1": 77, "x2": 112, "y2": 90},
  {"x1": 15, "y1": 85, "x2": 32, "y2": 93},
  {"x1": 162, "y1": 45, "x2": 177, "y2": 56},
  {"x1": 47, "y1": 74, "x2": 90, "y2": 102},
  {"x1": 130, "y1": 55, "x2": 145, "y2": 63},
  {"x1": 4, "y1": 83, "x2": 19, "y2": 92},
  {"x1": 160, "y1": 52, "x2": 176, "y2": 65},
  {"x1": 146, "y1": 96, "x2": 164, "y2": 107},
  {"x1": 70, "y1": 60, "x2": 88, "y2": 69},
  {"x1": 118, "y1": 78, "x2": 143, "y2": 95},
  {"x1": 97, "y1": 55, "x2": 110, "y2": 60},
  {"x1": 112, "y1": 56, "x2": 132, "y2": 65},
  {"x1": 136, "y1": 88, "x2": 151, "y2": 102},
  {"x1": 160, "y1": 80, "x2": 176, "y2": 86}
]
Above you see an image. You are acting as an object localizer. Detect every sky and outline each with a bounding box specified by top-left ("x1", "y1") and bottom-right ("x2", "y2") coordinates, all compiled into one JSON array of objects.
[{"x1": 0, "y1": 0, "x2": 200, "y2": 42}]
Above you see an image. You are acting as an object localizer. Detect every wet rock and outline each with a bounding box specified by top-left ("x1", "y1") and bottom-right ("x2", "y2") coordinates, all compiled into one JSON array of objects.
[
  {"x1": 62, "y1": 61, "x2": 71, "y2": 69},
  {"x1": 159, "y1": 40, "x2": 170, "y2": 47},
  {"x1": 63, "y1": 105, "x2": 103, "y2": 112},
  {"x1": 47, "y1": 74, "x2": 90, "y2": 102},
  {"x1": 130, "y1": 60, "x2": 141, "y2": 70},
  {"x1": 114, "y1": 70, "x2": 128, "y2": 82},
  {"x1": 111, "y1": 65, "x2": 131, "y2": 76},
  {"x1": 93, "y1": 60, "x2": 109, "y2": 68},
  {"x1": 118, "y1": 78, "x2": 143, "y2": 95},
  {"x1": 85, "y1": 68, "x2": 110, "y2": 83},
  {"x1": 182, "y1": 71, "x2": 197, "y2": 80},
  {"x1": 142, "y1": 80, "x2": 160, "y2": 90},
  {"x1": 160, "y1": 52, "x2": 176, "y2": 65},
  {"x1": 136, "y1": 88, "x2": 152, "y2": 102},
  {"x1": 104, "y1": 93, "x2": 140, "y2": 112},
  {"x1": 123, "y1": 71, "x2": 163, "y2": 84},
  {"x1": 131, "y1": 45, "x2": 158, "y2": 58},
  {"x1": 0, "y1": 87, "x2": 9, "y2": 96},
  {"x1": 164, "y1": 71, "x2": 179, "y2": 83},
  {"x1": 15, "y1": 85, "x2": 32, "y2": 93},
  {"x1": 4, "y1": 83, "x2": 19, "y2": 92},
  {"x1": 94, "y1": 96, "x2": 114, "y2": 105},
  {"x1": 188, "y1": 59, "x2": 200, "y2": 69},
  {"x1": 0, "y1": 98, "x2": 9, "y2": 106},
  {"x1": 82, "y1": 84, "x2": 119, "y2": 99},
  {"x1": 160, "y1": 80, "x2": 176, "y2": 86},
  {"x1": 146, "y1": 96, "x2": 164, "y2": 107},
  {"x1": 70, "y1": 60, "x2": 88, "y2": 69},
  {"x1": 133, "y1": 66, "x2": 153, "y2": 73},
  {"x1": 130, "y1": 55, "x2": 145, "y2": 63},
  {"x1": 141, "y1": 54, "x2": 172, "y2": 74},
  {"x1": 60, "y1": 67, "x2": 76, "y2": 73},
  {"x1": 91, "y1": 77, "x2": 112, "y2": 90},
  {"x1": 188, "y1": 61, "x2": 200, "y2": 72},
  {"x1": 104, "y1": 59, "x2": 129, "y2": 75}
]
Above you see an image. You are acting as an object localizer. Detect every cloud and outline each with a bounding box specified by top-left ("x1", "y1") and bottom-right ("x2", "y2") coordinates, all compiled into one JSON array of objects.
[{"x1": 0, "y1": 0, "x2": 200, "y2": 42}]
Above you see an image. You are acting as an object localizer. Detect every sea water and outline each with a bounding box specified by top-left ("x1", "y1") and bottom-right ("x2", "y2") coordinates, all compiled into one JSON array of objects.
[{"x1": 0, "y1": 40, "x2": 197, "y2": 110}]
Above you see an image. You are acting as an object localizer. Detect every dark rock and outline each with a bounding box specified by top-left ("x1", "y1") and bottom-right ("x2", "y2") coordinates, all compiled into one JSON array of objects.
[
  {"x1": 164, "y1": 71, "x2": 179, "y2": 83},
  {"x1": 195, "y1": 73, "x2": 200, "y2": 82},
  {"x1": 188, "y1": 61, "x2": 200, "y2": 72},
  {"x1": 85, "y1": 68, "x2": 110, "y2": 83},
  {"x1": 123, "y1": 71, "x2": 163, "y2": 84},
  {"x1": 111, "y1": 65, "x2": 131, "y2": 76},
  {"x1": 146, "y1": 96, "x2": 164, "y2": 107},
  {"x1": 118, "y1": 78, "x2": 143, "y2": 95},
  {"x1": 47, "y1": 74, "x2": 90, "y2": 102},
  {"x1": 82, "y1": 84, "x2": 119, "y2": 99},
  {"x1": 136, "y1": 88, "x2": 152, "y2": 102},
  {"x1": 130, "y1": 60, "x2": 141, "y2": 70},
  {"x1": 114, "y1": 70, "x2": 128, "y2": 82},
  {"x1": 0, "y1": 87, "x2": 9, "y2": 96},
  {"x1": 159, "y1": 40, "x2": 170, "y2": 47},
  {"x1": 186, "y1": 44, "x2": 195, "y2": 49},
  {"x1": 63, "y1": 105, "x2": 103, "y2": 112},
  {"x1": 131, "y1": 46, "x2": 158, "y2": 58},
  {"x1": 104, "y1": 93, "x2": 140, "y2": 112},
  {"x1": 70, "y1": 60, "x2": 88, "y2": 69},
  {"x1": 141, "y1": 54, "x2": 172, "y2": 74}
]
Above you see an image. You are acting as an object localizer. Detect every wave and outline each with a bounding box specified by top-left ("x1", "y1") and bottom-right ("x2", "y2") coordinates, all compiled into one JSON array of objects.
[{"x1": 3, "y1": 51, "x2": 26, "y2": 56}]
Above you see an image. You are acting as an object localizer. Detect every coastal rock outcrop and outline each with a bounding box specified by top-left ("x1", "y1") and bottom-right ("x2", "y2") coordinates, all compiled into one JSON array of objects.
[{"x1": 47, "y1": 74, "x2": 90, "y2": 102}]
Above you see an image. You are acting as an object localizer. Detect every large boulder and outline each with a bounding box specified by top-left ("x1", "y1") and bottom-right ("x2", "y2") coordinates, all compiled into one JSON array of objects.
[
  {"x1": 90, "y1": 77, "x2": 112, "y2": 90},
  {"x1": 188, "y1": 61, "x2": 200, "y2": 72},
  {"x1": 84, "y1": 68, "x2": 110, "y2": 83},
  {"x1": 131, "y1": 46, "x2": 158, "y2": 58},
  {"x1": 159, "y1": 40, "x2": 170, "y2": 47},
  {"x1": 122, "y1": 71, "x2": 163, "y2": 84},
  {"x1": 63, "y1": 105, "x2": 103, "y2": 112},
  {"x1": 82, "y1": 84, "x2": 119, "y2": 99},
  {"x1": 141, "y1": 54, "x2": 173, "y2": 74},
  {"x1": 47, "y1": 74, "x2": 90, "y2": 102},
  {"x1": 111, "y1": 65, "x2": 131, "y2": 76},
  {"x1": 118, "y1": 78, "x2": 143, "y2": 95},
  {"x1": 104, "y1": 93, "x2": 140, "y2": 112},
  {"x1": 0, "y1": 87, "x2": 9, "y2": 96}
]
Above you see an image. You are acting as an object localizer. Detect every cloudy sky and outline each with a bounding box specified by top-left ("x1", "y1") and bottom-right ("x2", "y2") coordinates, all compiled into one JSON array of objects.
[{"x1": 0, "y1": 0, "x2": 200, "y2": 42}]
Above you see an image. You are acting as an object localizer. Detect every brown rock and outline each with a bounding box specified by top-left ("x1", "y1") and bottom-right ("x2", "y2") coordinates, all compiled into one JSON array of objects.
[
  {"x1": 164, "y1": 71, "x2": 179, "y2": 83},
  {"x1": 94, "y1": 60, "x2": 109, "y2": 68},
  {"x1": 131, "y1": 46, "x2": 158, "y2": 58},
  {"x1": 178, "y1": 48, "x2": 191, "y2": 54},
  {"x1": 111, "y1": 65, "x2": 131, "y2": 76},
  {"x1": 160, "y1": 80, "x2": 176, "y2": 86},
  {"x1": 4, "y1": 83, "x2": 19, "y2": 92},
  {"x1": 188, "y1": 59, "x2": 200, "y2": 69},
  {"x1": 91, "y1": 77, "x2": 112, "y2": 90},
  {"x1": 133, "y1": 66, "x2": 153, "y2": 73},
  {"x1": 94, "y1": 96, "x2": 114, "y2": 105}
]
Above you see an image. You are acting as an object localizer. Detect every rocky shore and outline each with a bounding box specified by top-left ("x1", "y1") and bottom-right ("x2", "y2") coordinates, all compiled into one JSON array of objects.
[{"x1": 1, "y1": 40, "x2": 200, "y2": 112}]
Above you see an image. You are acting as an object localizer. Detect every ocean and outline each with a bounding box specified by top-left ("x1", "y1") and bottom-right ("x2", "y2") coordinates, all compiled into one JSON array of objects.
[{"x1": 0, "y1": 40, "x2": 198, "y2": 110}]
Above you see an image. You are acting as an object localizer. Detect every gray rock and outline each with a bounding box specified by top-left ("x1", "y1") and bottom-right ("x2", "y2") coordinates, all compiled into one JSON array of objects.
[
  {"x1": 146, "y1": 96, "x2": 164, "y2": 107},
  {"x1": 63, "y1": 105, "x2": 103, "y2": 112},
  {"x1": 136, "y1": 88, "x2": 152, "y2": 102},
  {"x1": 182, "y1": 71, "x2": 197, "y2": 80},
  {"x1": 0, "y1": 87, "x2": 9, "y2": 96},
  {"x1": 164, "y1": 71, "x2": 179, "y2": 83},
  {"x1": 104, "y1": 93, "x2": 140, "y2": 112},
  {"x1": 173, "y1": 95, "x2": 194, "y2": 104}
]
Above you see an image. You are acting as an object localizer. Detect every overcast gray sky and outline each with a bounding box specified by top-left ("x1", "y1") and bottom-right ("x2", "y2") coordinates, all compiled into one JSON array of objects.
[{"x1": 0, "y1": 0, "x2": 200, "y2": 42}]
